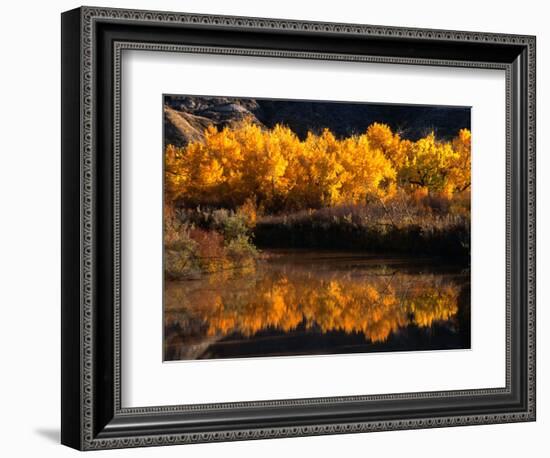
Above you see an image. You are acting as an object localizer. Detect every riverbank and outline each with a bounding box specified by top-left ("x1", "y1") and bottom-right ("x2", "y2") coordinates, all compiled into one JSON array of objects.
[
  {"x1": 254, "y1": 205, "x2": 469, "y2": 258},
  {"x1": 165, "y1": 197, "x2": 470, "y2": 280}
]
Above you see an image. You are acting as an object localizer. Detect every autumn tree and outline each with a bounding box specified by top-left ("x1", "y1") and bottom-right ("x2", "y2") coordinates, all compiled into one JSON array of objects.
[
  {"x1": 366, "y1": 122, "x2": 411, "y2": 169},
  {"x1": 449, "y1": 128, "x2": 472, "y2": 193},
  {"x1": 164, "y1": 119, "x2": 471, "y2": 210}
]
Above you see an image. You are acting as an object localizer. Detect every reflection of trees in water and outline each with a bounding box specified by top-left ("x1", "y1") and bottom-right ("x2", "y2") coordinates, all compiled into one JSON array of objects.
[{"x1": 165, "y1": 262, "x2": 463, "y2": 348}]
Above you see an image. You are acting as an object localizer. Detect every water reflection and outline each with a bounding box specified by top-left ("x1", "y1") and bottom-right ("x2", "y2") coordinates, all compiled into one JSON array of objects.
[{"x1": 164, "y1": 251, "x2": 470, "y2": 361}]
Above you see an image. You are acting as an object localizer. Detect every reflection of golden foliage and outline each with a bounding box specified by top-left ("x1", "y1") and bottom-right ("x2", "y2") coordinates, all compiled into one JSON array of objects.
[
  {"x1": 165, "y1": 264, "x2": 461, "y2": 344},
  {"x1": 165, "y1": 120, "x2": 471, "y2": 211}
]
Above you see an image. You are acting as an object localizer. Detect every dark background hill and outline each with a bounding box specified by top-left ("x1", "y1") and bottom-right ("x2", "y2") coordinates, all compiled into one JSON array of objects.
[{"x1": 164, "y1": 95, "x2": 470, "y2": 148}]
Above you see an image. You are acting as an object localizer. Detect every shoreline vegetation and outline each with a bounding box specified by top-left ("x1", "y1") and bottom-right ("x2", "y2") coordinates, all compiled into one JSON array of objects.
[{"x1": 164, "y1": 120, "x2": 471, "y2": 280}]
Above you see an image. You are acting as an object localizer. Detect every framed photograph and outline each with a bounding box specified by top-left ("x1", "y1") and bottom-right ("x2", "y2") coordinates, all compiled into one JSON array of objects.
[{"x1": 61, "y1": 6, "x2": 536, "y2": 450}]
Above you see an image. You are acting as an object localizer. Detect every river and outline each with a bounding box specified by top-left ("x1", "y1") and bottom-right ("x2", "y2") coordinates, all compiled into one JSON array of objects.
[{"x1": 164, "y1": 250, "x2": 470, "y2": 361}]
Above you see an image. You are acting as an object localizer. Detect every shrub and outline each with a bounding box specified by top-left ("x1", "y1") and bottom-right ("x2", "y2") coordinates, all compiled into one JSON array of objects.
[
  {"x1": 164, "y1": 205, "x2": 260, "y2": 279},
  {"x1": 225, "y1": 234, "x2": 259, "y2": 261},
  {"x1": 188, "y1": 227, "x2": 224, "y2": 259},
  {"x1": 221, "y1": 213, "x2": 250, "y2": 242},
  {"x1": 164, "y1": 213, "x2": 201, "y2": 280}
]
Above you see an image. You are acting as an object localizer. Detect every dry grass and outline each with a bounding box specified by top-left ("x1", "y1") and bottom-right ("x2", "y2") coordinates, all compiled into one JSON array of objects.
[{"x1": 254, "y1": 193, "x2": 470, "y2": 259}]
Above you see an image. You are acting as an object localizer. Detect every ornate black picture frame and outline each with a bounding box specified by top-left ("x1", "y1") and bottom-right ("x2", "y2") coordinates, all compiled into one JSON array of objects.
[{"x1": 61, "y1": 6, "x2": 536, "y2": 450}]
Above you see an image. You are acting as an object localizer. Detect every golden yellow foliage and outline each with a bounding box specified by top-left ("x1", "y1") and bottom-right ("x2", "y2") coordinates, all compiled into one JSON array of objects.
[
  {"x1": 165, "y1": 119, "x2": 471, "y2": 211},
  {"x1": 449, "y1": 128, "x2": 472, "y2": 193}
]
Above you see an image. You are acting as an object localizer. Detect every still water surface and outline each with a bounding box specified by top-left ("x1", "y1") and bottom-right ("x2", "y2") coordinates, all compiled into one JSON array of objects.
[{"x1": 164, "y1": 250, "x2": 470, "y2": 361}]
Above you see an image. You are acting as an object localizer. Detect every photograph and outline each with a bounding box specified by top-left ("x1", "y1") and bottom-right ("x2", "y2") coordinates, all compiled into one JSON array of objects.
[{"x1": 163, "y1": 95, "x2": 472, "y2": 361}]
